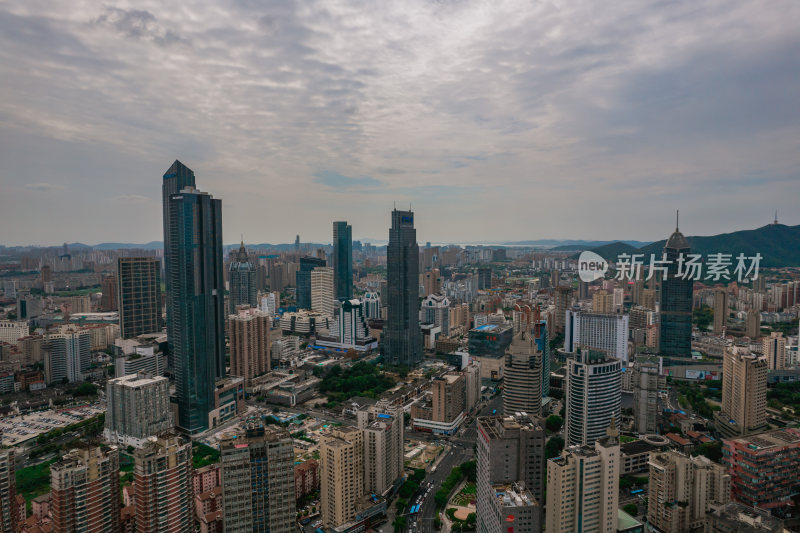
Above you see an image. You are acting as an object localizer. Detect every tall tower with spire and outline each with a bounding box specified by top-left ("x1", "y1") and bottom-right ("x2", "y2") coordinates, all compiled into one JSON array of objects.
[
  {"x1": 659, "y1": 211, "x2": 693, "y2": 356},
  {"x1": 228, "y1": 239, "x2": 257, "y2": 313}
]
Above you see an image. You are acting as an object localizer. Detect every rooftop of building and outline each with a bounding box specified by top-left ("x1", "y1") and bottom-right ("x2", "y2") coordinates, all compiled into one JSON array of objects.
[
  {"x1": 726, "y1": 428, "x2": 800, "y2": 450},
  {"x1": 109, "y1": 372, "x2": 167, "y2": 387},
  {"x1": 492, "y1": 482, "x2": 538, "y2": 508},
  {"x1": 478, "y1": 414, "x2": 544, "y2": 441},
  {"x1": 710, "y1": 502, "x2": 783, "y2": 531},
  {"x1": 620, "y1": 440, "x2": 659, "y2": 456},
  {"x1": 471, "y1": 324, "x2": 511, "y2": 333},
  {"x1": 617, "y1": 509, "x2": 643, "y2": 530}
]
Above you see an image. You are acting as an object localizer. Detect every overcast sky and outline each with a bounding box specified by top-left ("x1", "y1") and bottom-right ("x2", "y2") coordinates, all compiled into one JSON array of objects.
[{"x1": 1, "y1": 0, "x2": 798, "y2": 246}]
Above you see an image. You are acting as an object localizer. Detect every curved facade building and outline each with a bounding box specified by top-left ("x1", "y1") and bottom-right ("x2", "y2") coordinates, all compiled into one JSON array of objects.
[
  {"x1": 565, "y1": 349, "x2": 621, "y2": 447},
  {"x1": 503, "y1": 331, "x2": 542, "y2": 416}
]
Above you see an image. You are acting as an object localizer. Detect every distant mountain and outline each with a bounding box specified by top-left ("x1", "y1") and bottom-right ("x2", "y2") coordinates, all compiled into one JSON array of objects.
[
  {"x1": 585, "y1": 242, "x2": 640, "y2": 261},
  {"x1": 91, "y1": 241, "x2": 164, "y2": 250},
  {"x1": 548, "y1": 240, "x2": 651, "y2": 252},
  {"x1": 638, "y1": 224, "x2": 800, "y2": 267}
]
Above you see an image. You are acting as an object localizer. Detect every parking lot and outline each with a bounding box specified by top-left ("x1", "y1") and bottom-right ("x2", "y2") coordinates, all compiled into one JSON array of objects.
[{"x1": 0, "y1": 403, "x2": 104, "y2": 446}]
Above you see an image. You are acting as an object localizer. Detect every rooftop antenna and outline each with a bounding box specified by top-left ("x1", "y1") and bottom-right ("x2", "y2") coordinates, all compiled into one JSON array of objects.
[
  {"x1": 676, "y1": 209, "x2": 679, "y2": 231},
  {"x1": 774, "y1": 209, "x2": 779, "y2": 225}
]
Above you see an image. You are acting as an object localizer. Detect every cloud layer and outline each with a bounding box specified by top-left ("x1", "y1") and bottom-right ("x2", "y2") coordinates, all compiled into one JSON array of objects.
[{"x1": 1, "y1": 0, "x2": 798, "y2": 245}]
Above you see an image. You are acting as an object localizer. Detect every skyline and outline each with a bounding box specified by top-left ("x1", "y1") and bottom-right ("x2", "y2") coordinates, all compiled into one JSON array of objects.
[{"x1": 1, "y1": 0, "x2": 799, "y2": 246}]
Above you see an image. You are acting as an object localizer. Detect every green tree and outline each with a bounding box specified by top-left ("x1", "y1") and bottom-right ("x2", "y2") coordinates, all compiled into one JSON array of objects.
[
  {"x1": 545, "y1": 436, "x2": 564, "y2": 459},
  {"x1": 623, "y1": 503, "x2": 638, "y2": 516},
  {"x1": 460, "y1": 459, "x2": 477, "y2": 483},
  {"x1": 545, "y1": 415, "x2": 563, "y2": 433}
]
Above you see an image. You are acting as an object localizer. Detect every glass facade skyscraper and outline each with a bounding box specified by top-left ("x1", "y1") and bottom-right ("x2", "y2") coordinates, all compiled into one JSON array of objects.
[
  {"x1": 332, "y1": 221, "x2": 352, "y2": 301},
  {"x1": 228, "y1": 241, "x2": 257, "y2": 314},
  {"x1": 297, "y1": 256, "x2": 326, "y2": 309},
  {"x1": 659, "y1": 221, "x2": 693, "y2": 356},
  {"x1": 166, "y1": 183, "x2": 226, "y2": 434},
  {"x1": 384, "y1": 209, "x2": 422, "y2": 367},
  {"x1": 163, "y1": 160, "x2": 196, "y2": 370},
  {"x1": 117, "y1": 257, "x2": 162, "y2": 338}
]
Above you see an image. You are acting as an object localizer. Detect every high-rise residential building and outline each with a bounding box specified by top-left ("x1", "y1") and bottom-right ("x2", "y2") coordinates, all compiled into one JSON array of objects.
[
  {"x1": 763, "y1": 331, "x2": 786, "y2": 370},
  {"x1": 297, "y1": 256, "x2": 326, "y2": 309},
  {"x1": 715, "y1": 346, "x2": 767, "y2": 438},
  {"x1": 564, "y1": 310, "x2": 629, "y2": 362},
  {"x1": 118, "y1": 257, "x2": 163, "y2": 338},
  {"x1": 104, "y1": 372, "x2": 173, "y2": 447},
  {"x1": 134, "y1": 434, "x2": 193, "y2": 532},
  {"x1": 464, "y1": 358, "x2": 482, "y2": 413},
  {"x1": 592, "y1": 289, "x2": 614, "y2": 314},
  {"x1": 320, "y1": 426, "x2": 364, "y2": 528},
  {"x1": 476, "y1": 415, "x2": 545, "y2": 532},
  {"x1": 0, "y1": 320, "x2": 27, "y2": 345},
  {"x1": 713, "y1": 287, "x2": 729, "y2": 334},
  {"x1": 553, "y1": 286, "x2": 571, "y2": 333},
  {"x1": 722, "y1": 428, "x2": 800, "y2": 512},
  {"x1": 162, "y1": 160, "x2": 196, "y2": 369},
  {"x1": 503, "y1": 329, "x2": 542, "y2": 417},
  {"x1": 659, "y1": 219, "x2": 693, "y2": 356},
  {"x1": 333, "y1": 221, "x2": 353, "y2": 301},
  {"x1": 0, "y1": 450, "x2": 19, "y2": 533},
  {"x1": 641, "y1": 288, "x2": 657, "y2": 311},
  {"x1": 362, "y1": 292, "x2": 381, "y2": 319},
  {"x1": 220, "y1": 424, "x2": 295, "y2": 533},
  {"x1": 100, "y1": 274, "x2": 118, "y2": 311},
  {"x1": 167, "y1": 184, "x2": 226, "y2": 434},
  {"x1": 565, "y1": 349, "x2": 621, "y2": 447},
  {"x1": 228, "y1": 308, "x2": 271, "y2": 387},
  {"x1": 631, "y1": 278, "x2": 644, "y2": 305},
  {"x1": 578, "y1": 280, "x2": 591, "y2": 301},
  {"x1": 326, "y1": 299, "x2": 376, "y2": 351},
  {"x1": 631, "y1": 358, "x2": 664, "y2": 434},
  {"x1": 420, "y1": 293, "x2": 450, "y2": 334},
  {"x1": 311, "y1": 267, "x2": 335, "y2": 317},
  {"x1": 477, "y1": 267, "x2": 492, "y2": 290},
  {"x1": 746, "y1": 309, "x2": 761, "y2": 339},
  {"x1": 51, "y1": 445, "x2": 121, "y2": 533},
  {"x1": 647, "y1": 450, "x2": 730, "y2": 533},
  {"x1": 384, "y1": 209, "x2": 422, "y2": 367},
  {"x1": 357, "y1": 402, "x2": 404, "y2": 496},
  {"x1": 44, "y1": 329, "x2": 90, "y2": 384},
  {"x1": 546, "y1": 424, "x2": 620, "y2": 533},
  {"x1": 432, "y1": 373, "x2": 465, "y2": 424},
  {"x1": 228, "y1": 241, "x2": 257, "y2": 313}
]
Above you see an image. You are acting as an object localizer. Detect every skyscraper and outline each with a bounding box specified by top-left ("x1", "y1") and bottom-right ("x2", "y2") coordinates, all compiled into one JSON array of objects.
[
  {"x1": 104, "y1": 372, "x2": 173, "y2": 447},
  {"x1": 162, "y1": 160, "x2": 196, "y2": 370},
  {"x1": 763, "y1": 331, "x2": 787, "y2": 370},
  {"x1": 546, "y1": 425, "x2": 620, "y2": 533},
  {"x1": 51, "y1": 445, "x2": 121, "y2": 533},
  {"x1": 118, "y1": 257, "x2": 162, "y2": 338},
  {"x1": 384, "y1": 209, "x2": 422, "y2": 367},
  {"x1": 100, "y1": 274, "x2": 117, "y2": 311},
  {"x1": 228, "y1": 240, "x2": 257, "y2": 313},
  {"x1": 220, "y1": 424, "x2": 296, "y2": 533},
  {"x1": 44, "y1": 329, "x2": 91, "y2": 385},
  {"x1": 0, "y1": 450, "x2": 19, "y2": 533},
  {"x1": 228, "y1": 308, "x2": 271, "y2": 386},
  {"x1": 297, "y1": 256, "x2": 326, "y2": 309},
  {"x1": 659, "y1": 217, "x2": 693, "y2": 356},
  {"x1": 565, "y1": 349, "x2": 621, "y2": 447},
  {"x1": 167, "y1": 184, "x2": 226, "y2": 434},
  {"x1": 333, "y1": 221, "x2": 353, "y2": 301},
  {"x1": 715, "y1": 346, "x2": 767, "y2": 438},
  {"x1": 503, "y1": 329, "x2": 542, "y2": 417},
  {"x1": 476, "y1": 415, "x2": 545, "y2": 533},
  {"x1": 631, "y1": 358, "x2": 664, "y2": 434},
  {"x1": 564, "y1": 310, "x2": 629, "y2": 362},
  {"x1": 713, "y1": 287, "x2": 729, "y2": 334},
  {"x1": 320, "y1": 426, "x2": 364, "y2": 528},
  {"x1": 134, "y1": 434, "x2": 194, "y2": 532},
  {"x1": 357, "y1": 402, "x2": 404, "y2": 497},
  {"x1": 553, "y1": 286, "x2": 571, "y2": 333},
  {"x1": 311, "y1": 266, "x2": 335, "y2": 317}
]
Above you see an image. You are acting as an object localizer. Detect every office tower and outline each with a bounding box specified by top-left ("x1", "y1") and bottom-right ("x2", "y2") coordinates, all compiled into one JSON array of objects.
[
  {"x1": 44, "y1": 329, "x2": 90, "y2": 384},
  {"x1": 220, "y1": 424, "x2": 295, "y2": 533},
  {"x1": 713, "y1": 287, "x2": 728, "y2": 334},
  {"x1": 420, "y1": 293, "x2": 449, "y2": 334},
  {"x1": 553, "y1": 286, "x2": 571, "y2": 333},
  {"x1": 357, "y1": 402, "x2": 404, "y2": 496},
  {"x1": 384, "y1": 209, "x2": 422, "y2": 367},
  {"x1": 477, "y1": 267, "x2": 492, "y2": 290},
  {"x1": 533, "y1": 313, "x2": 550, "y2": 400},
  {"x1": 546, "y1": 424, "x2": 620, "y2": 533},
  {"x1": 659, "y1": 218, "x2": 693, "y2": 356},
  {"x1": 320, "y1": 426, "x2": 364, "y2": 528},
  {"x1": 104, "y1": 373, "x2": 172, "y2": 447},
  {"x1": 51, "y1": 445, "x2": 121, "y2": 533},
  {"x1": 715, "y1": 346, "x2": 767, "y2": 438},
  {"x1": 476, "y1": 415, "x2": 545, "y2": 532},
  {"x1": 631, "y1": 358, "x2": 664, "y2": 434},
  {"x1": 746, "y1": 310, "x2": 761, "y2": 338},
  {"x1": 0, "y1": 450, "x2": 19, "y2": 533},
  {"x1": 763, "y1": 332, "x2": 786, "y2": 370},
  {"x1": 100, "y1": 274, "x2": 118, "y2": 311},
  {"x1": 331, "y1": 299, "x2": 374, "y2": 350},
  {"x1": 297, "y1": 256, "x2": 326, "y2": 309},
  {"x1": 722, "y1": 428, "x2": 800, "y2": 512},
  {"x1": 591, "y1": 289, "x2": 613, "y2": 314},
  {"x1": 311, "y1": 267, "x2": 335, "y2": 317},
  {"x1": 162, "y1": 160, "x2": 196, "y2": 368},
  {"x1": 503, "y1": 330, "x2": 542, "y2": 416},
  {"x1": 118, "y1": 257, "x2": 163, "y2": 338},
  {"x1": 564, "y1": 310, "x2": 629, "y2": 362},
  {"x1": 432, "y1": 373, "x2": 465, "y2": 425},
  {"x1": 167, "y1": 186, "x2": 226, "y2": 434},
  {"x1": 565, "y1": 349, "x2": 621, "y2": 447},
  {"x1": 228, "y1": 241, "x2": 257, "y2": 313},
  {"x1": 647, "y1": 450, "x2": 730, "y2": 533},
  {"x1": 134, "y1": 434, "x2": 193, "y2": 532},
  {"x1": 333, "y1": 221, "x2": 353, "y2": 301},
  {"x1": 228, "y1": 308, "x2": 271, "y2": 386}
]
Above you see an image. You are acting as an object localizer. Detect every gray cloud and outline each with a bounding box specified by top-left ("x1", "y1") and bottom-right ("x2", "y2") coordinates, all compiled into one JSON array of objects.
[{"x1": 0, "y1": 0, "x2": 798, "y2": 246}]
